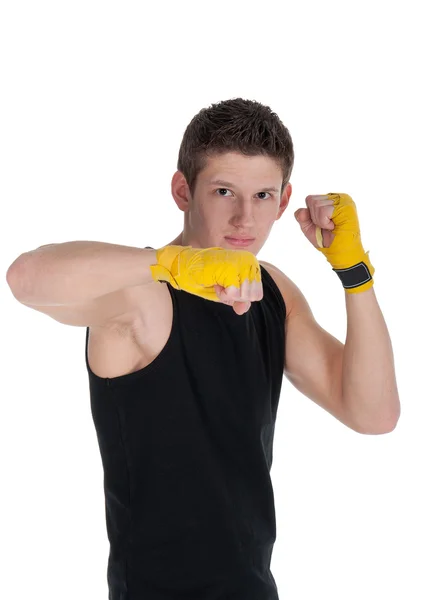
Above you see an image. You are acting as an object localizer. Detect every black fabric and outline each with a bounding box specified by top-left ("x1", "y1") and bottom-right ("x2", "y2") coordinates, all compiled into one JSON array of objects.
[{"x1": 85, "y1": 257, "x2": 286, "y2": 599}]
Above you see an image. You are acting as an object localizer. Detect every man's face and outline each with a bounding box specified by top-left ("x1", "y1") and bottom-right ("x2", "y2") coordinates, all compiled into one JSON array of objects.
[{"x1": 174, "y1": 152, "x2": 292, "y2": 255}]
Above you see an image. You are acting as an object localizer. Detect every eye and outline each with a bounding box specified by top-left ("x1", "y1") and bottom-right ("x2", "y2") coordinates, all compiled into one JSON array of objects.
[
  {"x1": 216, "y1": 188, "x2": 232, "y2": 197},
  {"x1": 256, "y1": 192, "x2": 271, "y2": 200}
]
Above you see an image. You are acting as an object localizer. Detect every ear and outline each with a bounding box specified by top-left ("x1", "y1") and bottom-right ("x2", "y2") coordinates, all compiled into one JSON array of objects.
[
  {"x1": 171, "y1": 171, "x2": 192, "y2": 212},
  {"x1": 275, "y1": 182, "x2": 292, "y2": 220}
]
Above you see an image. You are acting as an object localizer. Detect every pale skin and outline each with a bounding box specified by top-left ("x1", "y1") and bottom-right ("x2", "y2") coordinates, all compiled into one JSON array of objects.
[{"x1": 166, "y1": 151, "x2": 400, "y2": 434}]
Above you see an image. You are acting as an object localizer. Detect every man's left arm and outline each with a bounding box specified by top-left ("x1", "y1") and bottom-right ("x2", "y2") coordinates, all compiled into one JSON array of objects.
[{"x1": 294, "y1": 192, "x2": 400, "y2": 434}]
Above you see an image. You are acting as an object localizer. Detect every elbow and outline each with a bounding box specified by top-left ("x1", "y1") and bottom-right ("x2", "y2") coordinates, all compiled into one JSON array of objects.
[
  {"x1": 6, "y1": 257, "x2": 23, "y2": 293},
  {"x1": 347, "y1": 399, "x2": 401, "y2": 436},
  {"x1": 355, "y1": 421, "x2": 399, "y2": 435},
  {"x1": 353, "y1": 411, "x2": 401, "y2": 435},
  {"x1": 6, "y1": 254, "x2": 33, "y2": 301}
]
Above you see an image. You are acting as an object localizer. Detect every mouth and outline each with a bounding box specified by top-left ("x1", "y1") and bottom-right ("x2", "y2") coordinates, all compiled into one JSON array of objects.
[{"x1": 225, "y1": 237, "x2": 255, "y2": 247}]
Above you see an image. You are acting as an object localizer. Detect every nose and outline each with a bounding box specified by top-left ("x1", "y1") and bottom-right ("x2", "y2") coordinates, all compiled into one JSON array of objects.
[{"x1": 230, "y1": 200, "x2": 256, "y2": 227}]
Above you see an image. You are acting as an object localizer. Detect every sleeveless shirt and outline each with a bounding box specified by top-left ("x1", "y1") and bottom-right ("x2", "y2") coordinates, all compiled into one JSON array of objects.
[{"x1": 85, "y1": 253, "x2": 286, "y2": 599}]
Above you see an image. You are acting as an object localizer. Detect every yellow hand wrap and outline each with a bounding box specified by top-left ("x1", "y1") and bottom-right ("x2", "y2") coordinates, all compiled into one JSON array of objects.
[
  {"x1": 149, "y1": 245, "x2": 262, "y2": 302},
  {"x1": 316, "y1": 193, "x2": 375, "y2": 294}
]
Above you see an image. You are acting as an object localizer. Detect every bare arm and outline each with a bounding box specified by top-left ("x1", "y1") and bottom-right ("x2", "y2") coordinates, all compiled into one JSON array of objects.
[
  {"x1": 6, "y1": 241, "x2": 157, "y2": 306},
  {"x1": 341, "y1": 287, "x2": 400, "y2": 433}
]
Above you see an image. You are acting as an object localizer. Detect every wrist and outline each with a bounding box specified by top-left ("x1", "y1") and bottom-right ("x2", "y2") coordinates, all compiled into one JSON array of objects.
[
  {"x1": 332, "y1": 250, "x2": 375, "y2": 293},
  {"x1": 149, "y1": 245, "x2": 186, "y2": 287}
]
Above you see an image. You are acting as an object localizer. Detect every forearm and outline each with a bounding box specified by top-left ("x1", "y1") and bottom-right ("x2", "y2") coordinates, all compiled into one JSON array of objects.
[
  {"x1": 7, "y1": 241, "x2": 157, "y2": 306},
  {"x1": 342, "y1": 287, "x2": 400, "y2": 433}
]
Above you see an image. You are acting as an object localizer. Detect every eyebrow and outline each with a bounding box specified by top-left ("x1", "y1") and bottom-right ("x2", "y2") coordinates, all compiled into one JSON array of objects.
[{"x1": 208, "y1": 179, "x2": 279, "y2": 193}]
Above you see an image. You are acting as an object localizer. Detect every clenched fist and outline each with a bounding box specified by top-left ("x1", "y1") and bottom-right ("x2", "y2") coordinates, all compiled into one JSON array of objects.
[
  {"x1": 295, "y1": 193, "x2": 375, "y2": 293},
  {"x1": 150, "y1": 245, "x2": 263, "y2": 315}
]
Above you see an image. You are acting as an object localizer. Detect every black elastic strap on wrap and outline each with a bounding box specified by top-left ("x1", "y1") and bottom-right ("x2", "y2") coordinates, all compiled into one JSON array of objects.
[{"x1": 333, "y1": 262, "x2": 373, "y2": 289}]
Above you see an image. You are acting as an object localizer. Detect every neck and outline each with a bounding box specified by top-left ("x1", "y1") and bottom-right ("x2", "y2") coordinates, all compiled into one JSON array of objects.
[{"x1": 167, "y1": 233, "x2": 184, "y2": 246}]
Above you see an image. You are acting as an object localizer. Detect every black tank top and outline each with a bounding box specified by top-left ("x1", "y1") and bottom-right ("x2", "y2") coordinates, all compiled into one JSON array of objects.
[{"x1": 85, "y1": 252, "x2": 286, "y2": 599}]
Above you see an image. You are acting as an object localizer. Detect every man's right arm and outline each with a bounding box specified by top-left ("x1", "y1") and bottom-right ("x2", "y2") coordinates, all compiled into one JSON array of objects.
[
  {"x1": 6, "y1": 241, "x2": 158, "y2": 306},
  {"x1": 5, "y1": 241, "x2": 159, "y2": 328}
]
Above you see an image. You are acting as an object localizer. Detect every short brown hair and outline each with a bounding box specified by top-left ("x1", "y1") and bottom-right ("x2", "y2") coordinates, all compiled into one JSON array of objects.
[{"x1": 177, "y1": 98, "x2": 294, "y2": 197}]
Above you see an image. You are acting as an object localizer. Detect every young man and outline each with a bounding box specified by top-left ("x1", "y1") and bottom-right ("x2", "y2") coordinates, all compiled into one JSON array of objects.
[{"x1": 7, "y1": 98, "x2": 400, "y2": 599}]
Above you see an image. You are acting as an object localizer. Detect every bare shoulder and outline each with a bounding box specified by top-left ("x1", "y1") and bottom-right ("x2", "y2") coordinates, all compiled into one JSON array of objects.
[{"x1": 259, "y1": 260, "x2": 312, "y2": 319}]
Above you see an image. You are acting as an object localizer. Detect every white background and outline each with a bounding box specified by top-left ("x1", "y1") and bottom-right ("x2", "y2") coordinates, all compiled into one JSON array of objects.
[{"x1": 1, "y1": 1, "x2": 446, "y2": 598}]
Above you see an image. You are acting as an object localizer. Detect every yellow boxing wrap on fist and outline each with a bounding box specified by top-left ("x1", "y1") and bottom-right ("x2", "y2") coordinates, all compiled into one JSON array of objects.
[
  {"x1": 316, "y1": 193, "x2": 375, "y2": 294},
  {"x1": 149, "y1": 245, "x2": 262, "y2": 302}
]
